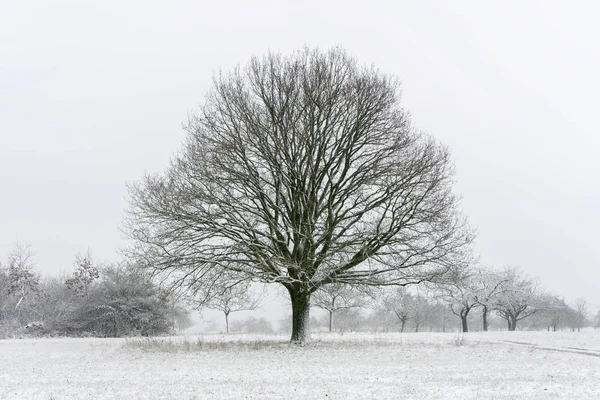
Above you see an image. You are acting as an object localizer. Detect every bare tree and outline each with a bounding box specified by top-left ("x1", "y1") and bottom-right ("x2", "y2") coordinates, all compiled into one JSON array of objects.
[
  {"x1": 366, "y1": 308, "x2": 397, "y2": 333},
  {"x1": 231, "y1": 316, "x2": 274, "y2": 334},
  {"x1": 573, "y1": 298, "x2": 588, "y2": 332},
  {"x1": 542, "y1": 295, "x2": 570, "y2": 331},
  {"x1": 4, "y1": 243, "x2": 39, "y2": 314},
  {"x1": 428, "y1": 301, "x2": 455, "y2": 332},
  {"x1": 381, "y1": 287, "x2": 419, "y2": 333},
  {"x1": 472, "y1": 268, "x2": 506, "y2": 331},
  {"x1": 312, "y1": 283, "x2": 370, "y2": 332},
  {"x1": 205, "y1": 283, "x2": 263, "y2": 334},
  {"x1": 442, "y1": 271, "x2": 479, "y2": 333},
  {"x1": 409, "y1": 295, "x2": 432, "y2": 332},
  {"x1": 65, "y1": 250, "x2": 100, "y2": 297},
  {"x1": 125, "y1": 47, "x2": 472, "y2": 343},
  {"x1": 493, "y1": 268, "x2": 544, "y2": 331}
]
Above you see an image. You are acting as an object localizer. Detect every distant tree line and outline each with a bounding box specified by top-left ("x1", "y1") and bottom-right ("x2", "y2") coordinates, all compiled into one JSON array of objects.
[
  {"x1": 202, "y1": 265, "x2": 594, "y2": 335},
  {"x1": 1, "y1": 241, "x2": 594, "y2": 338}
]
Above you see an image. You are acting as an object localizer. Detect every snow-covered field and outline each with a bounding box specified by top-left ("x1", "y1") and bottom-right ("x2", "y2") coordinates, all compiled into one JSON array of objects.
[{"x1": 1, "y1": 331, "x2": 599, "y2": 399}]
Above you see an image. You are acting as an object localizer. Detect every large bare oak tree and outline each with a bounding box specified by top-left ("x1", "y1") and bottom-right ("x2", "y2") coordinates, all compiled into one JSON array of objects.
[{"x1": 125, "y1": 47, "x2": 472, "y2": 343}]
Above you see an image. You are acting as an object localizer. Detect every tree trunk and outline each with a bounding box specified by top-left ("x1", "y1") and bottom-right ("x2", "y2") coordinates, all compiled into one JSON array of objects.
[
  {"x1": 289, "y1": 287, "x2": 311, "y2": 344},
  {"x1": 224, "y1": 311, "x2": 230, "y2": 334},
  {"x1": 482, "y1": 307, "x2": 488, "y2": 332},
  {"x1": 400, "y1": 319, "x2": 406, "y2": 333},
  {"x1": 461, "y1": 315, "x2": 468, "y2": 333},
  {"x1": 328, "y1": 310, "x2": 333, "y2": 333},
  {"x1": 508, "y1": 316, "x2": 517, "y2": 331},
  {"x1": 14, "y1": 294, "x2": 25, "y2": 312}
]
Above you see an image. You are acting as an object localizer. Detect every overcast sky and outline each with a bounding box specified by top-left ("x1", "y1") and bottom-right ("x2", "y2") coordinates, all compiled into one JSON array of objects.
[{"x1": 1, "y1": 0, "x2": 599, "y2": 311}]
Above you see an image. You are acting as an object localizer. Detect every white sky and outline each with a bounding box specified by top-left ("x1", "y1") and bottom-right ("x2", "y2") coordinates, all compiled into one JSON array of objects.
[{"x1": 1, "y1": 0, "x2": 599, "y2": 311}]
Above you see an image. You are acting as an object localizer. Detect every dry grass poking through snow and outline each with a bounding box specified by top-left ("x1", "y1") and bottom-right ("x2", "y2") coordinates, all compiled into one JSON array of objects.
[
  {"x1": 1, "y1": 332, "x2": 599, "y2": 399},
  {"x1": 123, "y1": 333, "x2": 403, "y2": 352},
  {"x1": 124, "y1": 335, "x2": 291, "y2": 352}
]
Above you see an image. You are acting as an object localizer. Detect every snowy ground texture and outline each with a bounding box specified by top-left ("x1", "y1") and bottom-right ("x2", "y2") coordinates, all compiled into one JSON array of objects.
[{"x1": 1, "y1": 331, "x2": 599, "y2": 399}]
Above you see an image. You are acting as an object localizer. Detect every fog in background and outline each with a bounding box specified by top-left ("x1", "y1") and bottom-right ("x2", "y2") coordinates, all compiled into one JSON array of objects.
[{"x1": 2, "y1": 1, "x2": 599, "y2": 320}]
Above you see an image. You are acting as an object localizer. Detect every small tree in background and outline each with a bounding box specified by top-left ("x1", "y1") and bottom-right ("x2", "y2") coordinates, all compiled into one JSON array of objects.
[
  {"x1": 381, "y1": 287, "x2": 420, "y2": 333},
  {"x1": 573, "y1": 298, "x2": 588, "y2": 332},
  {"x1": 231, "y1": 317, "x2": 274, "y2": 334},
  {"x1": 0, "y1": 243, "x2": 41, "y2": 336},
  {"x1": 65, "y1": 251, "x2": 100, "y2": 297},
  {"x1": 493, "y1": 268, "x2": 544, "y2": 331},
  {"x1": 541, "y1": 295, "x2": 570, "y2": 331},
  {"x1": 329, "y1": 308, "x2": 365, "y2": 333},
  {"x1": 205, "y1": 283, "x2": 263, "y2": 334},
  {"x1": 5, "y1": 243, "x2": 39, "y2": 315},
  {"x1": 441, "y1": 270, "x2": 479, "y2": 333},
  {"x1": 409, "y1": 295, "x2": 431, "y2": 332},
  {"x1": 364, "y1": 308, "x2": 397, "y2": 333},
  {"x1": 312, "y1": 283, "x2": 371, "y2": 332},
  {"x1": 472, "y1": 268, "x2": 506, "y2": 331},
  {"x1": 427, "y1": 301, "x2": 455, "y2": 332}
]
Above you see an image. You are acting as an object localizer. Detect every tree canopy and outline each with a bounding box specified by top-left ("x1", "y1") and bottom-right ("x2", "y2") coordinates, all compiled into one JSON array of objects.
[{"x1": 125, "y1": 47, "x2": 472, "y2": 342}]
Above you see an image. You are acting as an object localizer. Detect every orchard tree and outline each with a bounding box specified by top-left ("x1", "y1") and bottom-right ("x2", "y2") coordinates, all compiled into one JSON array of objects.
[
  {"x1": 428, "y1": 301, "x2": 455, "y2": 332},
  {"x1": 125, "y1": 47, "x2": 472, "y2": 343},
  {"x1": 442, "y1": 271, "x2": 478, "y2": 333},
  {"x1": 312, "y1": 283, "x2": 370, "y2": 332},
  {"x1": 543, "y1": 295, "x2": 570, "y2": 331},
  {"x1": 408, "y1": 295, "x2": 430, "y2": 332},
  {"x1": 366, "y1": 308, "x2": 397, "y2": 333},
  {"x1": 381, "y1": 287, "x2": 419, "y2": 332},
  {"x1": 204, "y1": 283, "x2": 262, "y2": 334},
  {"x1": 494, "y1": 268, "x2": 544, "y2": 331},
  {"x1": 573, "y1": 298, "x2": 588, "y2": 332},
  {"x1": 472, "y1": 268, "x2": 506, "y2": 331},
  {"x1": 231, "y1": 316, "x2": 274, "y2": 334}
]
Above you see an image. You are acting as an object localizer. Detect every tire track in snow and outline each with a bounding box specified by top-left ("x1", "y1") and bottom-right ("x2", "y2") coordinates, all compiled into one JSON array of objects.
[{"x1": 496, "y1": 339, "x2": 600, "y2": 358}]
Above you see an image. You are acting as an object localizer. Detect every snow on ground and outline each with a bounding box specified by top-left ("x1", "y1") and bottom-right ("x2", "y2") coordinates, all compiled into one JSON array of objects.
[
  {"x1": 468, "y1": 330, "x2": 600, "y2": 352},
  {"x1": 1, "y1": 331, "x2": 599, "y2": 399}
]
